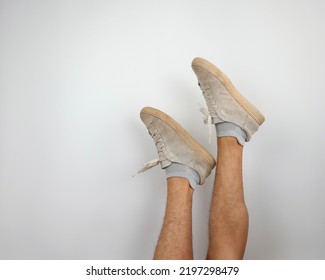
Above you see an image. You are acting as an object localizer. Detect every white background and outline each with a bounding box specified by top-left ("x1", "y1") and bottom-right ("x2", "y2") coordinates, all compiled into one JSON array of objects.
[{"x1": 0, "y1": 0, "x2": 325, "y2": 259}]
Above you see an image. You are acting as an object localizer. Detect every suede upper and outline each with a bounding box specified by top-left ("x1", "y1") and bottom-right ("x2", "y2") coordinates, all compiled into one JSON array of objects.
[
  {"x1": 140, "y1": 108, "x2": 215, "y2": 185},
  {"x1": 192, "y1": 59, "x2": 264, "y2": 142}
]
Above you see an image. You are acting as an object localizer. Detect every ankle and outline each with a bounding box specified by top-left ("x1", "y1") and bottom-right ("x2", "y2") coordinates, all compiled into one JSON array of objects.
[
  {"x1": 216, "y1": 137, "x2": 243, "y2": 160},
  {"x1": 217, "y1": 136, "x2": 243, "y2": 148},
  {"x1": 167, "y1": 178, "x2": 194, "y2": 194}
]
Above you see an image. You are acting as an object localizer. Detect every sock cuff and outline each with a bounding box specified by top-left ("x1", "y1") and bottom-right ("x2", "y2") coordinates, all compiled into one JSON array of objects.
[
  {"x1": 215, "y1": 122, "x2": 247, "y2": 146},
  {"x1": 164, "y1": 163, "x2": 200, "y2": 189}
]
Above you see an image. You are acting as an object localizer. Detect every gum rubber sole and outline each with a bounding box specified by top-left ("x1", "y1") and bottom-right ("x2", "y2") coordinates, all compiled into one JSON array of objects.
[
  {"x1": 192, "y1": 57, "x2": 265, "y2": 125},
  {"x1": 140, "y1": 106, "x2": 215, "y2": 168}
]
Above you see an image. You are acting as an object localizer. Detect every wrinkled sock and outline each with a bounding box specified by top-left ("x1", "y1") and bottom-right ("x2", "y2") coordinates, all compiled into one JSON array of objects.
[
  {"x1": 215, "y1": 122, "x2": 247, "y2": 146},
  {"x1": 164, "y1": 162, "x2": 200, "y2": 189}
]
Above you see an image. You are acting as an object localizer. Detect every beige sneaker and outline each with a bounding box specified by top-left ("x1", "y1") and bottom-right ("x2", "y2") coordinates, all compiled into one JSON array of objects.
[
  {"x1": 135, "y1": 107, "x2": 215, "y2": 185},
  {"x1": 192, "y1": 57, "x2": 265, "y2": 142}
]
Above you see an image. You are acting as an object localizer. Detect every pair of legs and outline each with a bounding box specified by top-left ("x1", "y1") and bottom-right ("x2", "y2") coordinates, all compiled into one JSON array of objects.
[
  {"x1": 136, "y1": 57, "x2": 264, "y2": 260},
  {"x1": 154, "y1": 137, "x2": 247, "y2": 260}
]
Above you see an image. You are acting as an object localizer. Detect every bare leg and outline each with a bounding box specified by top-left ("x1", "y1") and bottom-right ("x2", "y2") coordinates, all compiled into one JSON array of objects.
[
  {"x1": 138, "y1": 107, "x2": 215, "y2": 260},
  {"x1": 207, "y1": 137, "x2": 249, "y2": 259},
  {"x1": 154, "y1": 177, "x2": 194, "y2": 260}
]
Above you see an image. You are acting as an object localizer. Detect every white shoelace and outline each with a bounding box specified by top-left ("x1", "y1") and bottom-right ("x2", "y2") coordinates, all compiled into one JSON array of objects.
[
  {"x1": 199, "y1": 105, "x2": 213, "y2": 144},
  {"x1": 133, "y1": 128, "x2": 168, "y2": 177},
  {"x1": 133, "y1": 159, "x2": 159, "y2": 176}
]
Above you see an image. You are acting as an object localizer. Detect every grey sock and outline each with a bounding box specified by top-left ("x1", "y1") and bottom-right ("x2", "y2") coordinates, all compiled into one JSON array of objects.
[
  {"x1": 215, "y1": 122, "x2": 247, "y2": 146},
  {"x1": 164, "y1": 162, "x2": 200, "y2": 189}
]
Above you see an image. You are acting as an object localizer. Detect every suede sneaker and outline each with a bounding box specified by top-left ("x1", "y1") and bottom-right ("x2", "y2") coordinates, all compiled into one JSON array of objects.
[
  {"x1": 135, "y1": 107, "x2": 215, "y2": 185},
  {"x1": 192, "y1": 57, "x2": 265, "y2": 142}
]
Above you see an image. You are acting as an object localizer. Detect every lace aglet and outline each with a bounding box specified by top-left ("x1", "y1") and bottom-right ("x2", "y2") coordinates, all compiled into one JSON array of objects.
[{"x1": 133, "y1": 159, "x2": 160, "y2": 177}]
